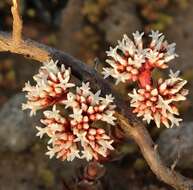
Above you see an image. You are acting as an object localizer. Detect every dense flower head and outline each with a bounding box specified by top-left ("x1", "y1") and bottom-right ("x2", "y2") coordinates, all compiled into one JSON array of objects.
[
  {"x1": 103, "y1": 30, "x2": 188, "y2": 128},
  {"x1": 128, "y1": 70, "x2": 188, "y2": 128},
  {"x1": 103, "y1": 30, "x2": 177, "y2": 85},
  {"x1": 23, "y1": 60, "x2": 116, "y2": 161},
  {"x1": 65, "y1": 82, "x2": 116, "y2": 126},
  {"x1": 22, "y1": 60, "x2": 74, "y2": 116},
  {"x1": 36, "y1": 106, "x2": 80, "y2": 161}
]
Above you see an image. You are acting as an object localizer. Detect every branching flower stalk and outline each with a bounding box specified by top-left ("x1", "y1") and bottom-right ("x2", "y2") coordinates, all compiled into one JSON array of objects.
[{"x1": 103, "y1": 31, "x2": 188, "y2": 128}]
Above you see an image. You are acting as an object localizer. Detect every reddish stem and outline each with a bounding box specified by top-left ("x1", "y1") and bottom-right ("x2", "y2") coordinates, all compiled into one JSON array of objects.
[{"x1": 138, "y1": 62, "x2": 153, "y2": 88}]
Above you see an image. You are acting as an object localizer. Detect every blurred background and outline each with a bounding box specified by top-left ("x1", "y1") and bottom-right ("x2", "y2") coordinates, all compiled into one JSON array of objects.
[{"x1": 0, "y1": 0, "x2": 193, "y2": 190}]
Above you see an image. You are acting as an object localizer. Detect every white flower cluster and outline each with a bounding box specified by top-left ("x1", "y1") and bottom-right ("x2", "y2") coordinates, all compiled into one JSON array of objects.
[
  {"x1": 103, "y1": 30, "x2": 177, "y2": 85},
  {"x1": 65, "y1": 82, "x2": 116, "y2": 160},
  {"x1": 23, "y1": 60, "x2": 116, "y2": 161},
  {"x1": 102, "y1": 30, "x2": 188, "y2": 128},
  {"x1": 36, "y1": 106, "x2": 79, "y2": 161},
  {"x1": 22, "y1": 60, "x2": 74, "y2": 116},
  {"x1": 128, "y1": 70, "x2": 188, "y2": 128},
  {"x1": 65, "y1": 82, "x2": 116, "y2": 125}
]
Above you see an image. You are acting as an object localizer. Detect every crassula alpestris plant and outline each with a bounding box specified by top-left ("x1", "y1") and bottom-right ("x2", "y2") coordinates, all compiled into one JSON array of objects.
[
  {"x1": 103, "y1": 30, "x2": 188, "y2": 128},
  {"x1": 1, "y1": 1, "x2": 193, "y2": 188},
  {"x1": 22, "y1": 60, "x2": 116, "y2": 161},
  {"x1": 23, "y1": 30, "x2": 188, "y2": 162}
]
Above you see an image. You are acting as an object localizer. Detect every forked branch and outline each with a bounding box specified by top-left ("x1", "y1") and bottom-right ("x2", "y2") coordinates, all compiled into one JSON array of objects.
[{"x1": 0, "y1": 1, "x2": 192, "y2": 189}]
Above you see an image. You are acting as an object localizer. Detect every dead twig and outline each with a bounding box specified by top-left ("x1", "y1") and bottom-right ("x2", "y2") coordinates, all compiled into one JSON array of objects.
[{"x1": 11, "y1": 0, "x2": 23, "y2": 44}]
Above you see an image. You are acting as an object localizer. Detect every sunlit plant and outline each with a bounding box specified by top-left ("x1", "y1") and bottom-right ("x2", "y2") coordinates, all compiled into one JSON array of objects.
[
  {"x1": 1, "y1": 0, "x2": 192, "y2": 187},
  {"x1": 23, "y1": 31, "x2": 188, "y2": 162},
  {"x1": 103, "y1": 30, "x2": 188, "y2": 128},
  {"x1": 22, "y1": 60, "x2": 116, "y2": 161}
]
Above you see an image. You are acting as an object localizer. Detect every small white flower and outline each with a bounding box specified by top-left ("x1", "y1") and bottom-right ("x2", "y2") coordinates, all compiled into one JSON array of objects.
[
  {"x1": 79, "y1": 82, "x2": 91, "y2": 96},
  {"x1": 74, "y1": 130, "x2": 88, "y2": 145},
  {"x1": 81, "y1": 146, "x2": 94, "y2": 161},
  {"x1": 66, "y1": 147, "x2": 80, "y2": 161},
  {"x1": 36, "y1": 126, "x2": 47, "y2": 138},
  {"x1": 101, "y1": 94, "x2": 114, "y2": 106},
  {"x1": 169, "y1": 69, "x2": 180, "y2": 79},
  {"x1": 98, "y1": 139, "x2": 114, "y2": 151},
  {"x1": 91, "y1": 90, "x2": 101, "y2": 105},
  {"x1": 149, "y1": 30, "x2": 163, "y2": 48},
  {"x1": 70, "y1": 109, "x2": 83, "y2": 122},
  {"x1": 133, "y1": 31, "x2": 144, "y2": 49},
  {"x1": 101, "y1": 111, "x2": 116, "y2": 125},
  {"x1": 64, "y1": 92, "x2": 76, "y2": 109},
  {"x1": 46, "y1": 146, "x2": 56, "y2": 159},
  {"x1": 43, "y1": 60, "x2": 59, "y2": 73}
]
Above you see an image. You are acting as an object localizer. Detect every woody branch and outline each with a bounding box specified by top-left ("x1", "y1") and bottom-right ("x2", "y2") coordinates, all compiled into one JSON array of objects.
[{"x1": 0, "y1": 0, "x2": 192, "y2": 189}]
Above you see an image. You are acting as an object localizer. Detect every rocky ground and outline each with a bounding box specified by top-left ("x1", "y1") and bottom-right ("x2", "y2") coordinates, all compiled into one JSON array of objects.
[{"x1": 0, "y1": 0, "x2": 193, "y2": 190}]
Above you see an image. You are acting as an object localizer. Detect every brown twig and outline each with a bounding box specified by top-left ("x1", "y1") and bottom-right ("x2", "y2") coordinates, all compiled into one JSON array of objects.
[
  {"x1": 0, "y1": 1, "x2": 193, "y2": 189},
  {"x1": 11, "y1": 0, "x2": 23, "y2": 44},
  {"x1": 0, "y1": 32, "x2": 49, "y2": 61}
]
